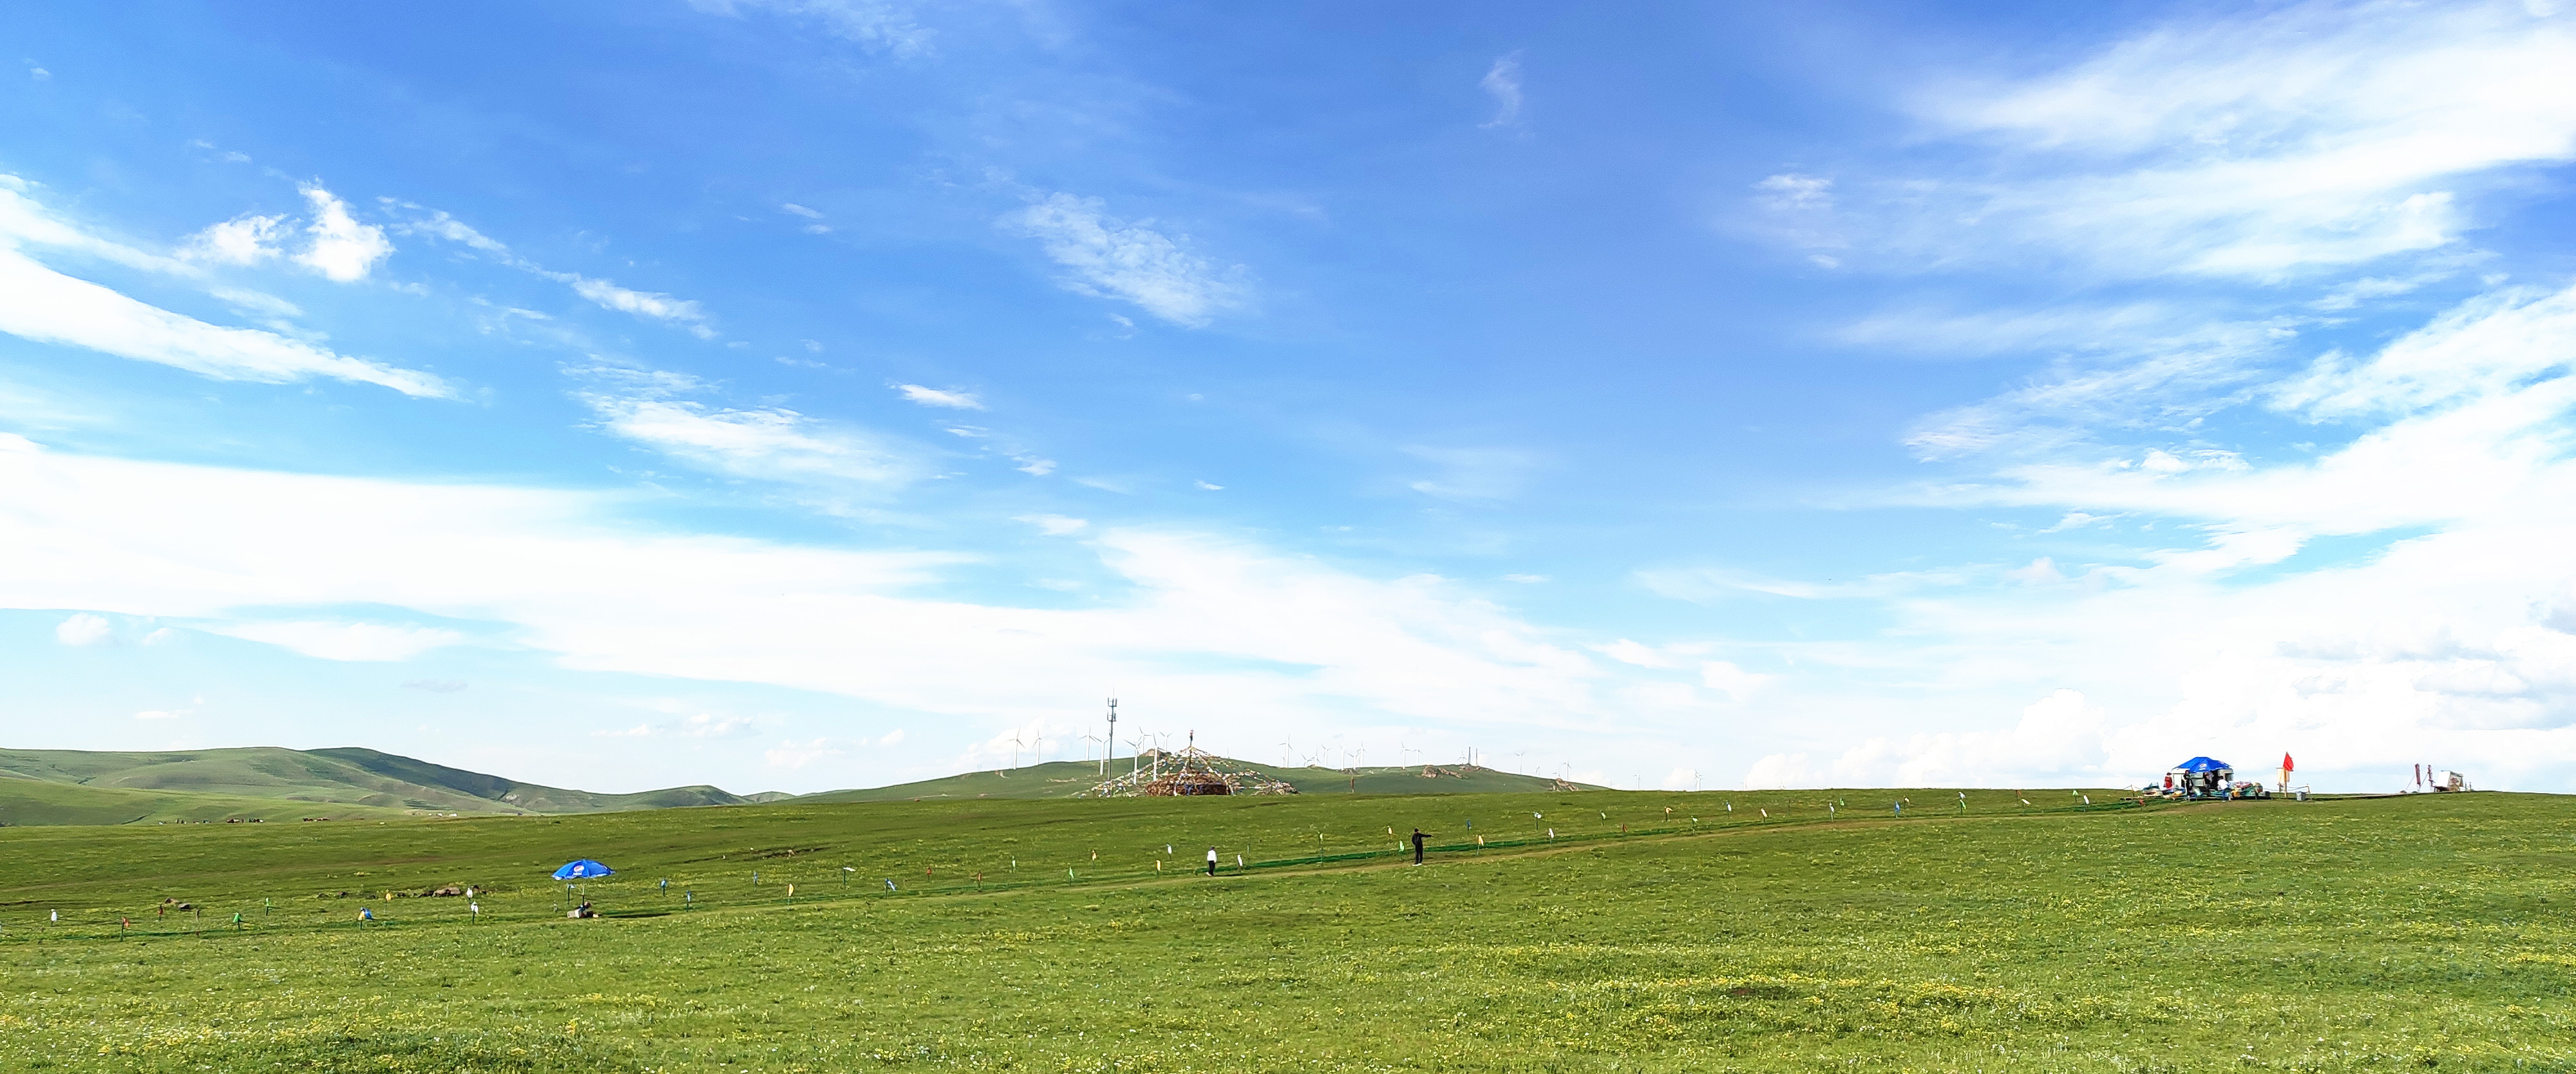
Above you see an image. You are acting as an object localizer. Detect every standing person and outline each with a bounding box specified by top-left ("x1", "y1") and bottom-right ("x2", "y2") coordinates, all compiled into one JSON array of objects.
[
  {"x1": 1411, "y1": 828, "x2": 1429, "y2": 865},
  {"x1": 1204, "y1": 846, "x2": 1218, "y2": 876}
]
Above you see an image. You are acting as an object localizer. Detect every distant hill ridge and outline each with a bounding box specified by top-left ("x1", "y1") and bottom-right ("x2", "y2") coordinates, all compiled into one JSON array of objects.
[
  {"x1": 0, "y1": 746, "x2": 1596, "y2": 827},
  {"x1": 0, "y1": 745, "x2": 751, "y2": 820},
  {"x1": 799, "y1": 756, "x2": 1599, "y2": 802}
]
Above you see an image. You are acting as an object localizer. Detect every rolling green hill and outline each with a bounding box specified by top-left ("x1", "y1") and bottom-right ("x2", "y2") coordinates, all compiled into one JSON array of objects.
[
  {"x1": 799, "y1": 756, "x2": 1597, "y2": 802},
  {"x1": 0, "y1": 745, "x2": 748, "y2": 821},
  {"x1": 0, "y1": 774, "x2": 415, "y2": 826}
]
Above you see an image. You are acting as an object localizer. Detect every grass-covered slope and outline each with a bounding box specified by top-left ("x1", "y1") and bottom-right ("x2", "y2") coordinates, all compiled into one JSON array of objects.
[
  {"x1": 801, "y1": 757, "x2": 1595, "y2": 801},
  {"x1": 0, "y1": 774, "x2": 413, "y2": 826},
  {"x1": 5, "y1": 787, "x2": 2566, "y2": 1071},
  {"x1": 0, "y1": 745, "x2": 745, "y2": 821}
]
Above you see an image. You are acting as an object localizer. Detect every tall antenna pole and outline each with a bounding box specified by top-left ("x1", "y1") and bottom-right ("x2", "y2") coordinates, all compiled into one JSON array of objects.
[{"x1": 1103, "y1": 697, "x2": 1118, "y2": 778}]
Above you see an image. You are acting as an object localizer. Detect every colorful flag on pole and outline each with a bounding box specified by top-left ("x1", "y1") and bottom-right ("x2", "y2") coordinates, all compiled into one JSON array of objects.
[{"x1": 2282, "y1": 753, "x2": 2293, "y2": 773}]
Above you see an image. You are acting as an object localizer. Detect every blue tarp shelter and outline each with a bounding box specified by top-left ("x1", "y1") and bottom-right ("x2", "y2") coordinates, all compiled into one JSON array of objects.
[
  {"x1": 2164, "y1": 757, "x2": 2235, "y2": 797},
  {"x1": 552, "y1": 859, "x2": 614, "y2": 880}
]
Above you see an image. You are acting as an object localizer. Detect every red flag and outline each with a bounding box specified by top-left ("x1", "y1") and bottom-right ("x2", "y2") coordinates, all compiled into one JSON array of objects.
[{"x1": 2282, "y1": 753, "x2": 2293, "y2": 773}]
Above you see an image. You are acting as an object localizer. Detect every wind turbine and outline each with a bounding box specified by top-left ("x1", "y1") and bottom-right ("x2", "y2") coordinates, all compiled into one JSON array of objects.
[
  {"x1": 1101, "y1": 696, "x2": 1119, "y2": 778},
  {"x1": 1006, "y1": 731, "x2": 1025, "y2": 769}
]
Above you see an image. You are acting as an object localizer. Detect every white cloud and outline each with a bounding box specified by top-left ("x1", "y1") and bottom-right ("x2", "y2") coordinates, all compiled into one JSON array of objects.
[
  {"x1": 0, "y1": 179, "x2": 196, "y2": 274},
  {"x1": 1193, "y1": 480, "x2": 1222, "y2": 491},
  {"x1": 395, "y1": 208, "x2": 511, "y2": 254},
  {"x1": 680, "y1": 713, "x2": 753, "y2": 738},
  {"x1": 597, "y1": 712, "x2": 754, "y2": 739},
  {"x1": 1479, "y1": 52, "x2": 1524, "y2": 128},
  {"x1": 686, "y1": 0, "x2": 932, "y2": 55},
  {"x1": 391, "y1": 204, "x2": 714, "y2": 333},
  {"x1": 878, "y1": 728, "x2": 905, "y2": 746},
  {"x1": 569, "y1": 276, "x2": 713, "y2": 336},
  {"x1": 209, "y1": 287, "x2": 301, "y2": 318},
  {"x1": 182, "y1": 214, "x2": 286, "y2": 265},
  {"x1": 781, "y1": 204, "x2": 823, "y2": 219},
  {"x1": 1001, "y1": 193, "x2": 1248, "y2": 327},
  {"x1": 0, "y1": 246, "x2": 452, "y2": 398},
  {"x1": 1745, "y1": 689, "x2": 2110, "y2": 789},
  {"x1": 1748, "y1": 281, "x2": 2576, "y2": 792},
  {"x1": 1015, "y1": 457, "x2": 1056, "y2": 477},
  {"x1": 1892, "y1": 1, "x2": 2576, "y2": 278},
  {"x1": 585, "y1": 394, "x2": 922, "y2": 489},
  {"x1": 1019, "y1": 513, "x2": 1088, "y2": 535},
  {"x1": 1756, "y1": 174, "x2": 1832, "y2": 211},
  {"x1": 1403, "y1": 445, "x2": 1537, "y2": 501},
  {"x1": 55, "y1": 612, "x2": 111, "y2": 646},
  {"x1": 766, "y1": 737, "x2": 841, "y2": 768},
  {"x1": 30, "y1": 68, "x2": 50, "y2": 81},
  {"x1": 211, "y1": 620, "x2": 468, "y2": 661},
  {"x1": 1700, "y1": 661, "x2": 1772, "y2": 702},
  {"x1": 0, "y1": 447, "x2": 1649, "y2": 751},
  {"x1": 894, "y1": 384, "x2": 984, "y2": 410},
  {"x1": 1592, "y1": 639, "x2": 1692, "y2": 669},
  {"x1": 292, "y1": 186, "x2": 393, "y2": 282}
]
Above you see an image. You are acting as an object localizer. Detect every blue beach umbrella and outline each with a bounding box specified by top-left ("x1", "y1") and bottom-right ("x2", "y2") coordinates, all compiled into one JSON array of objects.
[{"x1": 553, "y1": 859, "x2": 614, "y2": 880}]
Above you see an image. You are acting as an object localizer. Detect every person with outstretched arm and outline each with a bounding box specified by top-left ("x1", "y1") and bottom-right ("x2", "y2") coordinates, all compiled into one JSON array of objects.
[
  {"x1": 1205, "y1": 846, "x2": 1218, "y2": 876},
  {"x1": 1411, "y1": 827, "x2": 1429, "y2": 865}
]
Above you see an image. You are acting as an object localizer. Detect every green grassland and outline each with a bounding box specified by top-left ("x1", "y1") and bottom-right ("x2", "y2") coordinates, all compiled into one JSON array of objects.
[
  {"x1": 3, "y1": 788, "x2": 2570, "y2": 1073},
  {"x1": 802, "y1": 758, "x2": 1593, "y2": 802},
  {"x1": 0, "y1": 747, "x2": 752, "y2": 818},
  {"x1": 0, "y1": 775, "x2": 415, "y2": 827}
]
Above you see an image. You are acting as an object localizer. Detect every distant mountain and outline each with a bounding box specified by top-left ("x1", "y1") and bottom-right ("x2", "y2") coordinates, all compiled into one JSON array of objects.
[
  {"x1": 0, "y1": 745, "x2": 747, "y2": 823},
  {"x1": 798, "y1": 757, "x2": 1597, "y2": 803},
  {"x1": 0, "y1": 745, "x2": 1600, "y2": 827}
]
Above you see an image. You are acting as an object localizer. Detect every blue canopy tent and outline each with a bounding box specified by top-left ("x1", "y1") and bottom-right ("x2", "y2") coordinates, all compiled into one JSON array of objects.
[
  {"x1": 2164, "y1": 757, "x2": 2234, "y2": 797},
  {"x1": 552, "y1": 859, "x2": 613, "y2": 917}
]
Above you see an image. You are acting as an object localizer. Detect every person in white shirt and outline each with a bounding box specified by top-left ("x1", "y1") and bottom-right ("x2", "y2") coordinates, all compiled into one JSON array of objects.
[{"x1": 1205, "y1": 846, "x2": 1218, "y2": 876}]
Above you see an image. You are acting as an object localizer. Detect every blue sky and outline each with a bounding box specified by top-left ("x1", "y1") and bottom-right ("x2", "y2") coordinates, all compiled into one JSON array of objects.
[{"x1": 6, "y1": 0, "x2": 2576, "y2": 794}]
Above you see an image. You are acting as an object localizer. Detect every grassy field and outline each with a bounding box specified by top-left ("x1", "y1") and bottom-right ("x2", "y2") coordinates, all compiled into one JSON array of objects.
[{"x1": 2, "y1": 787, "x2": 2570, "y2": 1072}]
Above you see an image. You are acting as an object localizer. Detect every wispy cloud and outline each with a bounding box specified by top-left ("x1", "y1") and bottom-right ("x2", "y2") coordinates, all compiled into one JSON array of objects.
[
  {"x1": 1886, "y1": 1, "x2": 2576, "y2": 280},
  {"x1": 1001, "y1": 193, "x2": 1248, "y2": 327},
  {"x1": 1403, "y1": 445, "x2": 1539, "y2": 502},
  {"x1": 1479, "y1": 52, "x2": 1524, "y2": 128},
  {"x1": 391, "y1": 202, "x2": 715, "y2": 336},
  {"x1": 568, "y1": 276, "x2": 713, "y2": 336},
  {"x1": 0, "y1": 244, "x2": 451, "y2": 397},
  {"x1": 1, "y1": 446, "x2": 1653, "y2": 747},
  {"x1": 685, "y1": 0, "x2": 932, "y2": 55},
  {"x1": 587, "y1": 396, "x2": 922, "y2": 488},
  {"x1": 894, "y1": 383, "x2": 984, "y2": 410},
  {"x1": 1018, "y1": 513, "x2": 1088, "y2": 535},
  {"x1": 211, "y1": 620, "x2": 468, "y2": 661}
]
